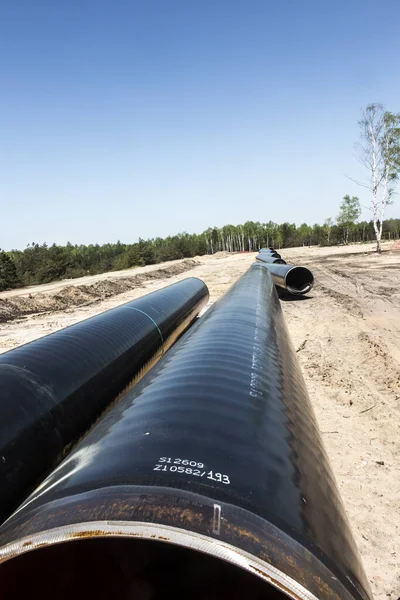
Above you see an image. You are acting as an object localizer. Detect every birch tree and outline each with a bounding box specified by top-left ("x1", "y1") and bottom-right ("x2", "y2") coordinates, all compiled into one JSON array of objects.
[
  {"x1": 298, "y1": 223, "x2": 312, "y2": 246},
  {"x1": 324, "y1": 218, "x2": 333, "y2": 244},
  {"x1": 353, "y1": 104, "x2": 400, "y2": 252},
  {"x1": 337, "y1": 195, "x2": 361, "y2": 244}
]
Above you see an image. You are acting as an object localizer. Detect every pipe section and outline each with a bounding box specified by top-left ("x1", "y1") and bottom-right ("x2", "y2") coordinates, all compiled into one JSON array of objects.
[
  {"x1": 258, "y1": 249, "x2": 282, "y2": 258},
  {"x1": 0, "y1": 264, "x2": 371, "y2": 600},
  {"x1": 256, "y1": 257, "x2": 314, "y2": 295},
  {"x1": 0, "y1": 278, "x2": 208, "y2": 523},
  {"x1": 256, "y1": 255, "x2": 286, "y2": 264}
]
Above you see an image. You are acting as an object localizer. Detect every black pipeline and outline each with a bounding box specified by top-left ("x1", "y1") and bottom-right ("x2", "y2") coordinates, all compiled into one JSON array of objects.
[
  {"x1": 258, "y1": 249, "x2": 283, "y2": 259},
  {"x1": 0, "y1": 264, "x2": 371, "y2": 600},
  {"x1": 256, "y1": 253, "x2": 313, "y2": 295},
  {"x1": 0, "y1": 278, "x2": 208, "y2": 523},
  {"x1": 256, "y1": 254, "x2": 286, "y2": 264}
]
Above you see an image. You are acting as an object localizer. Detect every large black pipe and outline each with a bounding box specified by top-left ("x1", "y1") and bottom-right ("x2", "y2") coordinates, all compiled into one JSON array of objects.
[
  {"x1": 259, "y1": 253, "x2": 283, "y2": 260},
  {"x1": 256, "y1": 254, "x2": 286, "y2": 264},
  {"x1": 258, "y1": 249, "x2": 282, "y2": 258},
  {"x1": 0, "y1": 278, "x2": 208, "y2": 523},
  {"x1": 0, "y1": 264, "x2": 371, "y2": 600},
  {"x1": 256, "y1": 257, "x2": 314, "y2": 295}
]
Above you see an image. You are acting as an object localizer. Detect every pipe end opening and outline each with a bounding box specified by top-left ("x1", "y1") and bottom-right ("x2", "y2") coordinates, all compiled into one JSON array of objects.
[
  {"x1": 286, "y1": 267, "x2": 314, "y2": 295},
  {"x1": 0, "y1": 537, "x2": 290, "y2": 600}
]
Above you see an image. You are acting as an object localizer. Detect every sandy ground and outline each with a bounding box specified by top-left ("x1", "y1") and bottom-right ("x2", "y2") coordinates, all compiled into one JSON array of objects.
[{"x1": 0, "y1": 242, "x2": 399, "y2": 600}]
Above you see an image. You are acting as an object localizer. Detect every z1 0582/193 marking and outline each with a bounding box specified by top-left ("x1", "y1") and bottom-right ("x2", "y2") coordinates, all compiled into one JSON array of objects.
[{"x1": 153, "y1": 457, "x2": 230, "y2": 485}]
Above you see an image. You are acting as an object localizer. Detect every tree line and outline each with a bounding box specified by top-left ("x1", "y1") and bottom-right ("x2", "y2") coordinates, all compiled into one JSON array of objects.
[{"x1": 1, "y1": 216, "x2": 400, "y2": 291}]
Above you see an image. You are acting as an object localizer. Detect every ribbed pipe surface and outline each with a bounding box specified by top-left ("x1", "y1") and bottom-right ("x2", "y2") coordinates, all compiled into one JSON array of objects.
[
  {"x1": 0, "y1": 265, "x2": 370, "y2": 600},
  {"x1": 0, "y1": 278, "x2": 208, "y2": 523},
  {"x1": 258, "y1": 249, "x2": 282, "y2": 259}
]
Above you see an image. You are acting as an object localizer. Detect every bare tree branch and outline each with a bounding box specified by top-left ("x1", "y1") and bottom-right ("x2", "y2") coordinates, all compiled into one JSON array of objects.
[{"x1": 346, "y1": 175, "x2": 372, "y2": 190}]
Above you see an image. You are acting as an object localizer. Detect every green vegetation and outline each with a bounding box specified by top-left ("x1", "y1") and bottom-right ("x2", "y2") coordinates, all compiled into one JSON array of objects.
[
  {"x1": 1, "y1": 216, "x2": 399, "y2": 291},
  {"x1": 337, "y1": 195, "x2": 361, "y2": 244},
  {"x1": 1, "y1": 102, "x2": 398, "y2": 291},
  {"x1": 0, "y1": 251, "x2": 20, "y2": 291}
]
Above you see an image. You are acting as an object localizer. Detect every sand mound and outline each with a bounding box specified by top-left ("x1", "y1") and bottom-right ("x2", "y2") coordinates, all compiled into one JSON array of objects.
[{"x1": 0, "y1": 259, "x2": 200, "y2": 323}]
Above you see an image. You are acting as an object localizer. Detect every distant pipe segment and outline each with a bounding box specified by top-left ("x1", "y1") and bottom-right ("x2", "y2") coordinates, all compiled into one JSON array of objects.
[
  {"x1": 255, "y1": 255, "x2": 314, "y2": 295},
  {"x1": 258, "y1": 248, "x2": 281, "y2": 258},
  {"x1": 256, "y1": 255, "x2": 286, "y2": 264},
  {"x1": 259, "y1": 252, "x2": 282, "y2": 259}
]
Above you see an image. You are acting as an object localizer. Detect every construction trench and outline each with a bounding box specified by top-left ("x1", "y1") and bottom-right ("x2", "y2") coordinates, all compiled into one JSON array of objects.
[{"x1": 0, "y1": 253, "x2": 372, "y2": 600}]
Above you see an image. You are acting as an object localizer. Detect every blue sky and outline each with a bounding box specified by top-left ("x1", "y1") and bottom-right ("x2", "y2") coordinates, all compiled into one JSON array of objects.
[{"x1": 1, "y1": 0, "x2": 400, "y2": 250}]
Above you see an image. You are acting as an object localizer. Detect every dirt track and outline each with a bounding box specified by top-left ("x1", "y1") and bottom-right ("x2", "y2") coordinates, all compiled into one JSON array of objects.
[{"x1": 0, "y1": 242, "x2": 399, "y2": 599}]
